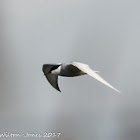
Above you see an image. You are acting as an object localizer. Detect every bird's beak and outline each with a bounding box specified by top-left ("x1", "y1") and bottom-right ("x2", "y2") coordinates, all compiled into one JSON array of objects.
[{"x1": 44, "y1": 72, "x2": 50, "y2": 76}]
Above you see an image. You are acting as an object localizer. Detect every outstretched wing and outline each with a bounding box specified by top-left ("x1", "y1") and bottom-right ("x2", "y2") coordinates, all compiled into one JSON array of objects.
[
  {"x1": 42, "y1": 64, "x2": 61, "y2": 92},
  {"x1": 45, "y1": 74, "x2": 61, "y2": 92},
  {"x1": 72, "y1": 62, "x2": 120, "y2": 93}
]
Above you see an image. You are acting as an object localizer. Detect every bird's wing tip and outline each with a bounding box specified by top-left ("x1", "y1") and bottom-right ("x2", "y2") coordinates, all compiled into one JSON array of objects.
[
  {"x1": 117, "y1": 90, "x2": 121, "y2": 93},
  {"x1": 114, "y1": 89, "x2": 121, "y2": 93},
  {"x1": 56, "y1": 87, "x2": 61, "y2": 92}
]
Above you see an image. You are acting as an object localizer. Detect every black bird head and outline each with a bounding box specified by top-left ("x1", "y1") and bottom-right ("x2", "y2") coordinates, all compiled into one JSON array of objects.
[{"x1": 43, "y1": 64, "x2": 61, "y2": 76}]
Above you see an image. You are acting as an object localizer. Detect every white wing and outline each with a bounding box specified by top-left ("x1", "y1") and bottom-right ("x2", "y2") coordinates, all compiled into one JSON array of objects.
[{"x1": 72, "y1": 62, "x2": 120, "y2": 93}]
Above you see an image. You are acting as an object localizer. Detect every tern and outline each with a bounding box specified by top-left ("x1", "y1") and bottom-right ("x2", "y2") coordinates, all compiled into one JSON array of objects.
[{"x1": 42, "y1": 62, "x2": 120, "y2": 93}]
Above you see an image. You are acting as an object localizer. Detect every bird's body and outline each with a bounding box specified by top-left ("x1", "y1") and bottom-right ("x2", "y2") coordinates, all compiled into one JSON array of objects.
[
  {"x1": 59, "y1": 63, "x2": 86, "y2": 77},
  {"x1": 42, "y1": 62, "x2": 120, "y2": 93}
]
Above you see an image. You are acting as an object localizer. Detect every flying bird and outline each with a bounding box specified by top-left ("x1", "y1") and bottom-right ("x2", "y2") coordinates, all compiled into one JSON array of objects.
[{"x1": 42, "y1": 62, "x2": 120, "y2": 93}]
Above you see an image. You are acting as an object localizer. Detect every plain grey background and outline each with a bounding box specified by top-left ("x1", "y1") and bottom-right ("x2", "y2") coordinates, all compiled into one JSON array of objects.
[{"x1": 0, "y1": 0, "x2": 140, "y2": 140}]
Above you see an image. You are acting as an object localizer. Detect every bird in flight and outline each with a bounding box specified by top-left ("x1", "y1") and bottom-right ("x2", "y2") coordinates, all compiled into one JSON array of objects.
[{"x1": 42, "y1": 62, "x2": 120, "y2": 93}]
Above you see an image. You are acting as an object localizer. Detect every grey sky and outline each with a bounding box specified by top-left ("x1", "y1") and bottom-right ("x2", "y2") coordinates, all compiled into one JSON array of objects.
[{"x1": 0, "y1": 0, "x2": 140, "y2": 140}]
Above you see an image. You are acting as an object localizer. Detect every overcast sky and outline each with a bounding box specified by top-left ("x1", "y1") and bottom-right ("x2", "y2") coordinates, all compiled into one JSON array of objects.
[{"x1": 0, "y1": 0, "x2": 140, "y2": 140}]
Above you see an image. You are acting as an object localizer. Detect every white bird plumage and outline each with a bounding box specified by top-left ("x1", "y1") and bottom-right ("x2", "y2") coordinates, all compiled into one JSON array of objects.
[
  {"x1": 72, "y1": 62, "x2": 120, "y2": 93},
  {"x1": 42, "y1": 62, "x2": 120, "y2": 93}
]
